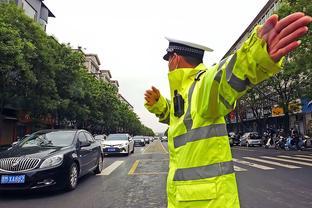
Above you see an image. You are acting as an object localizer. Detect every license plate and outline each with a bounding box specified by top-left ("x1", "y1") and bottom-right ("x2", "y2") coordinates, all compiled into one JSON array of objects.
[
  {"x1": 107, "y1": 148, "x2": 116, "y2": 152},
  {"x1": 1, "y1": 175, "x2": 25, "y2": 184}
]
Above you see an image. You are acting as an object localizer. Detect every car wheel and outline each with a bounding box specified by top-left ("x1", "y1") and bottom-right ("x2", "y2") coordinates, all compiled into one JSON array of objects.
[
  {"x1": 65, "y1": 163, "x2": 78, "y2": 191},
  {"x1": 94, "y1": 155, "x2": 103, "y2": 174}
]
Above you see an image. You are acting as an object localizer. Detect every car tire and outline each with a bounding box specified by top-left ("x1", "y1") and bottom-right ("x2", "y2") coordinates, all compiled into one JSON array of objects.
[
  {"x1": 65, "y1": 163, "x2": 78, "y2": 191},
  {"x1": 94, "y1": 155, "x2": 103, "y2": 174}
]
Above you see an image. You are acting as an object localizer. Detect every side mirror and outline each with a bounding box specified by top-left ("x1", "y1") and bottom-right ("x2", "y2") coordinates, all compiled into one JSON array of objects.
[
  {"x1": 12, "y1": 141, "x2": 19, "y2": 146},
  {"x1": 80, "y1": 141, "x2": 91, "y2": 148}
]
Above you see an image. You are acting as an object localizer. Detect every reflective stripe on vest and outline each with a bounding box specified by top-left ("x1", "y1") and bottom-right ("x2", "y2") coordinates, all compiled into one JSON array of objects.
[
  {"x1": 183, "y1": 70, "x2": 206, "y2": 131},
  {"x1": 174, "y1": 161, "x2": 234, "y2": 181},
  {"x1": 225, "y1": 53, "x2": 251, "y2": 92},
  {"x1": 174, "y1": 123, "x2": 227, "y2": 148}
]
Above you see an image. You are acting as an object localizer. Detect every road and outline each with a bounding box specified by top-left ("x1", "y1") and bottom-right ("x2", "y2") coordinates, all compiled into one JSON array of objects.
[{"x1": 0, "y1": 140, "x2": 311, "y2": 208}]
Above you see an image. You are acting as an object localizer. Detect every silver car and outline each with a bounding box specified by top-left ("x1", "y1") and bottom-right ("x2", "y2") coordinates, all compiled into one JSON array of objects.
[{"x1": 240, "y1": 132, "x2": 262, "y2": 147}]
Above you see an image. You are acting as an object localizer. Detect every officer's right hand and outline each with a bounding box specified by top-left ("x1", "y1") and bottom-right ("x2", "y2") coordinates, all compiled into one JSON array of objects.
[{"x1": 144, "y1": 86, "x2": 160, "y2": 106}]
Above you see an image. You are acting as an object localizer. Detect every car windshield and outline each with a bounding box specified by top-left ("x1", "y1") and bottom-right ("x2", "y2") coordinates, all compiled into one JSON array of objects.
[
  {"x1": 107, "y1": 134, "x2": 128, "y2": 141},
  {"x1": 133, "y1": 136, "x2": 143, "y2": 140},
  {"x1": 94, "y1": 135, "x2": 104, "y2": 140},
  {"x1": 19, "y1": 131, "x2": 76, "y2": 147},
  {"x1": 249, "y1": 133, "x2": 259, "y2": 139}
]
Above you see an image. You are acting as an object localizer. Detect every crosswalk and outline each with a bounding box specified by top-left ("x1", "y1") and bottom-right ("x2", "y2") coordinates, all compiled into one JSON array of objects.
[{"x1": 233, "y1": 154, "x2": 312, "y2": 172}]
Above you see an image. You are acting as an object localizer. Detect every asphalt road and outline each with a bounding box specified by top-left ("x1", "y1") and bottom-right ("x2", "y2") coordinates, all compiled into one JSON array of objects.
[{"x1": 0, "y1": 140, "x2": 311, "y2": 208}]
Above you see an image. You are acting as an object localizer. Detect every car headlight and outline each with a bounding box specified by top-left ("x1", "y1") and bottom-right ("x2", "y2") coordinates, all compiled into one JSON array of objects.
[
  {"x1": 141, "y1": 139, "x2": 144, "y2": 142},
  {"x1": 40, "y1": 155, "x2": 64, "y2": 169}
]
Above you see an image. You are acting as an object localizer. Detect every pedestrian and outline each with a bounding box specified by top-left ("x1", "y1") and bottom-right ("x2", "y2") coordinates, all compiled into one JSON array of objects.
[{"x1": 144, "y1": 13, "x2": 311, "y2": 208}]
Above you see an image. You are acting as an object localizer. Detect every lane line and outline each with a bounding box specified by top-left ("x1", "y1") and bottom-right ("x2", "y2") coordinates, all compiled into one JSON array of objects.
[
  {"x1": 233, "y1": 158, "x2": 274, "y2": 170},
  {"x1": 100, "y1": 161, "x2": 124, "y2": 175},
  {"x1": 159, "y1": 141, "x2": 169, "y2": 154},
  {"x1": 142, "y1": 143, "x2": 153, "y2": 153},
  {"x1": 278, "y1": 155, "x2": 312, "y2": 162},
  {"x1": 128, "y1": 160, "x2": 140, "y2": 175},
  {"x1": 234, "y1": 165, "x2": 247, "y2": 172},
  {"x1": 261, "y1": 156, "x2": 312, "y2": 167},
  {"x1": 294, "y1": 155, "x2": 312, "y2": 159},
  {"x1": 244, "y1": 157, "x2": 300, "y2": 169},
  {"x1": 131, "y1": 172, "x2": 167, "y2": 175}
]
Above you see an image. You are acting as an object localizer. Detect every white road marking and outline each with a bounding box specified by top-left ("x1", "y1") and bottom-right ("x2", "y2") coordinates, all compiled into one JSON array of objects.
[
  {"x1": 100, "y1": 161, "x2": 124, "y2": 175},
  {"x1": 278, "y1": 155, "x2": 312, "y2": 162},
  {"x1": 232, "y1": 158, "x2": 274, "y2": 170},
  {"x1": 244, "y1": 157, "x2": 301, "y2": 169},
  {"x1": 261, "y1": 156, "x2": 312, "y2": 167},
  {"x1": 294, "y1": 154, "x2": 312, "y2": 159},
  {"x1": 234, "y1": 165, "x2": 247, "y2": 172}
]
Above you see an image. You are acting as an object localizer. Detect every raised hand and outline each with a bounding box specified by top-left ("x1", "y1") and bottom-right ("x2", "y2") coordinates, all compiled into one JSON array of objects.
[
  {"x1": 144, "y1": 86, "x2": 160, "y2": 106},
  {"x1": 259, "y1": 12, "x2": 312, "y2": 62}
]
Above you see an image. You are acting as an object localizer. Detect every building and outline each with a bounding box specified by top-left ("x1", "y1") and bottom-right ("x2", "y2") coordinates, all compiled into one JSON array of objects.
[
  {"x1": 1, "y1": 0, "x2": 55, "y2": 31},
  {"x1": 76, "y1": 49, "x2": 134, "y2": 110},
  {"x1": 118, "y1": 94, "x2": 134, "y2": 110}
]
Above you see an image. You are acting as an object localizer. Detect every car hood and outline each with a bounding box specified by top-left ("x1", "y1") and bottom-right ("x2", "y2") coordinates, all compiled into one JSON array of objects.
[
  {"x1": 104, "y1": 140, "x2": 128, "y2": 145},
  {"x1": 0, "y1": 146, "x2": 66, "y2": 159}
]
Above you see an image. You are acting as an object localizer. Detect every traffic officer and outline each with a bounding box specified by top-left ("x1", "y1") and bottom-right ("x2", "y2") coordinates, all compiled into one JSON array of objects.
[{"x1": 144, "y1": 13, "x2": 311, "y2": 208}]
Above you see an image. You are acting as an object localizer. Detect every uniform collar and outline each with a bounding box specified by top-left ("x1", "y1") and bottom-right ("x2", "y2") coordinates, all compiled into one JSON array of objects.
[{"x1": 168, "y1": 63, "x2": 206, "y2": 97}]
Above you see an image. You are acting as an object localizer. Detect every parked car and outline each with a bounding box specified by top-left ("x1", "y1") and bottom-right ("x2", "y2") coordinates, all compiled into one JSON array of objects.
[
  {"x1": 240, "y1": 132, "x2": 262, "y2": 147},
  {"x1": 133, "y1": 136, "x2": 146, "y2": 147},
  {"x1": 144, "y1": 137, "x2": 150, "y2": 144},
  {"x1": 103, "y1": 134, "x2": 134, "y2": 155},
  {"x1": 228, "y1": 132, "x2": 240, "y2": 146},
  {"x1": 0, "y1": 129, "x2": 103, "y2": 192}
]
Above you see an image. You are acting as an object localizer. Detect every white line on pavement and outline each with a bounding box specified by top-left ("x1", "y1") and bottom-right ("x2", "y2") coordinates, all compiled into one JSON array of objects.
[
  {"x1": 100, "y1": 161, "x2": 124, "y2": 175},
  {"x1": 278, "y1": 155, "x2": 312, "y2": 162},
  {"x1": 234, "y1": 165, "x2": 247, "y2": 172},
  {"x1": 294, "y1": 155, "x2": 312, "y2": 159},
  {"x1": 244, "y1": 157, "x2": 300, "y2": 169},
  {"x1": 232, "y1": 158, "x2": 274, "y2": 170},
  {"x1": 261, "y1": 156, "x2": 312, "y2": 167}
]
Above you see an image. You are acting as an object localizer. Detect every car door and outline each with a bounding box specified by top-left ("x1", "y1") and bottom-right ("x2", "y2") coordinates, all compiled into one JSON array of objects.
[
  {"x1": 84, "y1": 132, "x2": 99, "y2": 168},
  {"x1": 77, "y1": 132, "x2": 92, "y2": 176}
]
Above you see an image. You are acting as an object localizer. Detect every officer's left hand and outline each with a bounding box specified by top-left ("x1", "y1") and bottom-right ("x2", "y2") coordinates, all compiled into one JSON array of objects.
[{"x1": 259, "y1": 12, "x2": 311, "y2": 62}]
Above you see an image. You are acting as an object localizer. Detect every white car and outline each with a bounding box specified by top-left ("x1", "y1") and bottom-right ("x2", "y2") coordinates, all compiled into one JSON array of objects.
[
  {"x1": 103, "y1": 134, "x2": 134, "y2": 155},
  {"x1": 240, "y1": 132, "x2": 262, "y2": 147}
]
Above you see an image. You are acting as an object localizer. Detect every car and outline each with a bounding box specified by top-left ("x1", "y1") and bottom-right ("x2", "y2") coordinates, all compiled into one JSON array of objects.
[
  {"x1": 228, "y1": 132, "x2": 240, "y2": 146},
  {"x1": 0, "y1": 129, "x2": 104, "y2": 192},
  {"x1": 161, "y1": 136, "x2": 168, "y2": 142},
  {"x1": 133, "y1": 136, "x2": 146, "y2": 147},
  {"x1": 103, "y1": 134, "x2": 134, "y2": 155},
  {"x1": 240, "y1": 132, "x2": 262, "y2": 147},
  {"x1": 144, "y1": 137, "x2": 150, "y2": 144},
  {"x1": 94, "y1": 134, "x2": 107, "y2": 150}
]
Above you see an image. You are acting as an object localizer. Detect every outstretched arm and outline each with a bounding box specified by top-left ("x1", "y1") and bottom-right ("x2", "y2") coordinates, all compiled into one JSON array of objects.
[
  {"x1": 144, "y1": 86, "x2": 170, "y2": 124},
  {"x1": 199, "y1": 12, "x2": 311, "y2": 119}
]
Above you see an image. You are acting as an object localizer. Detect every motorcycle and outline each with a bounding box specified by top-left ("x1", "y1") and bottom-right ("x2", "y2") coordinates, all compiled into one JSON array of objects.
[{"x1": 274, "y1": 136, "x2": 287, "y2": 150}]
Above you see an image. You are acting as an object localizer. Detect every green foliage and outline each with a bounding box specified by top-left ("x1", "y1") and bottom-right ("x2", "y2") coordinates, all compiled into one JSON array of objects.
[{"x1": 0, "y1": 3, "x2": 154, "y2": 136}]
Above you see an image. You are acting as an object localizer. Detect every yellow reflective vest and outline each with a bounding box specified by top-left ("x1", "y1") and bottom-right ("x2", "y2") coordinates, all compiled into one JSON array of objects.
[{"x1": 145, "y1": 26, "x2": 284, "y2": 208}]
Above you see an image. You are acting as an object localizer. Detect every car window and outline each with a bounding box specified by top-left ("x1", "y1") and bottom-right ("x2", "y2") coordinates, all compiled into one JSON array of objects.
[
  {"x1": 78, "y1": 132, "x2": 88, "y2": 143},
  {"x1": 85, "y1": 132, "x2": 95, "y2": 143}
]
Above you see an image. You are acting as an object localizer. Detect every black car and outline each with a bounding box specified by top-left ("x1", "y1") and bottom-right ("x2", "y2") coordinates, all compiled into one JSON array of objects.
[
  {"x1": 0, "y1": 129, "x2": 103, "y2": 192},
  {"x1": 133, "y1": 136, "x2": 146, "y2": 147}
]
